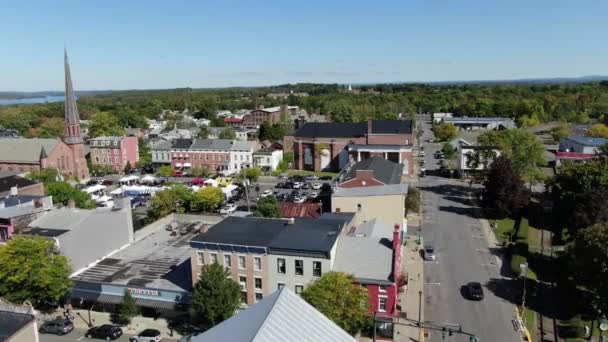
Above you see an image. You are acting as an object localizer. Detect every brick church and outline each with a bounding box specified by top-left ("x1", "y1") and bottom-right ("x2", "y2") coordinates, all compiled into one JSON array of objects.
[{"x1": 0, "y1": 50, "x2": 89, "y2": 181}]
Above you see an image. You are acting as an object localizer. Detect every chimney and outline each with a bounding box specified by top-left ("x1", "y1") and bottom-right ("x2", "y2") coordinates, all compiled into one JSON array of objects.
[
  {"x1": 285, "y1": 217, "x2": 295, "y2": 225},
  {"x1": 393, "y1": 224, "x2": 401, "y2": 251},
  {"x1": 67, "y1": 199, "x2": 76, "y2": 209}
]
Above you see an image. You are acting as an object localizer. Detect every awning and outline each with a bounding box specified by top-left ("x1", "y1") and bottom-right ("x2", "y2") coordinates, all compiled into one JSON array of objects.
[{"x1": 70, "y1": 290, "x2": 185, "y2": 311}]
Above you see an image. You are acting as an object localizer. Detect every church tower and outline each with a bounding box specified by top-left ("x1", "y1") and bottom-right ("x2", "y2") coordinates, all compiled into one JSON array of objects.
[{"x1": 63, "y1": 49, "x2": 90, "y2": 181}]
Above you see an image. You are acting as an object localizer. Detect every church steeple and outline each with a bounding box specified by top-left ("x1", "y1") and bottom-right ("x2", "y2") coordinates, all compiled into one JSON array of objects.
[{"x1": 63, "y1": 49, "x2": 83, "y2": 144}]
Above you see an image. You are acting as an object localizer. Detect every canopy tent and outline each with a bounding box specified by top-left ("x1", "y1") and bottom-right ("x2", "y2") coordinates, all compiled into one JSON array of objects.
[
  {"x1": 95, "y1": 195, "x2": 113, "y2": 203},
  {"x1": 119, "y1": 175, "x2": 140, "y2": 185},
  {"x1": 121, "y1": 185, "x2": 164, "y2": 196},
  {"x1": 83, "y1": 184, "x2": 106, "y2": 194},
  {"x1": 183, "y1": 163, "x2": 192, "y2": 168},
  {"x1": 203, "y1": 179, "x2": 218, "y2": 187},
  {"x1": 140, "y1": 175, "x2": 158, "y2": 184},
  {"x1": 110, "y1": 188, "x2": 123, "y2": 195},
  {"x1": 222, "y1": 184, "x2": 239, "y2": 200}
]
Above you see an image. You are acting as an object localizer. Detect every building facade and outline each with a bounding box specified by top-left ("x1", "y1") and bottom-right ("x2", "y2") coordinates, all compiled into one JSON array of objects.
[
  {"x1": 170, "y1": 139, "x2": 259, "y2": 175},
  {"x1": 242, "y1": 105, "x2": 298, "y2": 126},
  {"x1": 441, "y1": 117, "x2": 515, "y2": 131},
  {"x1": 89, "y1": 136, "x2": 139, "y2": 171},
  {"x1": 253, "y1": 148, "x2": 283, "y2": 172}
]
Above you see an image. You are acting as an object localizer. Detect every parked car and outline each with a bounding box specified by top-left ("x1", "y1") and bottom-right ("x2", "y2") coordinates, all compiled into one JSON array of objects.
[
  {"x1": 85, "y1": 325, "x2": 123, "y2": 340},
  {"x1": 275, "y1": 182, "x2": 284, "y2": 188},
  {"x1": 301, "y1": 183, "x2": 311, "y2": 189},
  {"x1": 39, "y1": 318, "x2": 74, "y2": 335},
  {"x1": 292, "y1": 182, "x2": 301, "y2": 189},
  {"x1": 260, "y1": 190, "x2": 273, "y2": 198},
  {"x1": 171, "y1": 171, "x2": 184, "y2": 177},
  {"x1": 463, "y1": 282, "x2": 484, "y2": 300},
  {"x1": 308, "y1": 192, "x2": 319, "y2": 199},
  {"x1": 219, "y1": 203, "x2": 238, "y2": 215},
  {"x1": 312, "y1": 182, "x2": 322, "y2": 190},
  {"x1": 305, "y1": 174, "x2": 319, "y2": 181},
  {"x1": 283, "y1": 182, "x2": 294, "y2": 189},
  {"x1": 129, "y1": 329, "x2": 162, "y2": 342},
  {"x1": 99, "y1": 179, "x2": 113, "y2": 186},
  {"x1": 292, "y1": 175, "x2": 305, "y2": 182},
  {"x1": 423, "y1": 245, "x2": 436, "y2": 261},
  {"x1": 293, "y1": 196, "x2": 306, "y2": 203}
]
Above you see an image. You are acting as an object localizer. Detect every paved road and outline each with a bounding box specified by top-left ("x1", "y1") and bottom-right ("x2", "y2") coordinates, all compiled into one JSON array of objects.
[
  {"x1": 39, "y1": 328, "x2": 178, "y2": 342},
  {"x1": 418, "y1": 116, "x2": 519, "y2": 342}
]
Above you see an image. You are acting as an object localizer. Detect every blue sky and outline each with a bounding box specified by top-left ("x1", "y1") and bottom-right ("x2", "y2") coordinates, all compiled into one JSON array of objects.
[{"x1": 1, "y1": 0, "x2": 607, "y2": 91}]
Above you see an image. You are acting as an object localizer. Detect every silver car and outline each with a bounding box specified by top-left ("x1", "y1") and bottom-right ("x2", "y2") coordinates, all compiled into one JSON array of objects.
[
  {"x1": 129, "y1": 329, "x2": 162, "y2": 342},
  {"x1": 423, "y1": 245, "x2": 436, "y2": 261}
]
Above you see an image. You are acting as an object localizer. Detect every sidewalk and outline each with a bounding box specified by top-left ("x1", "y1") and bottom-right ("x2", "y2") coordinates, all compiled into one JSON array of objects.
[{"x1": 395, "y1": 235, "x2": 425, "y2": 342}]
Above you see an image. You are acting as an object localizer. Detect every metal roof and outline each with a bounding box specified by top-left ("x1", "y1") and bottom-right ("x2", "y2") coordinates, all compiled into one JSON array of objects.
[
  {"x1": 0, "y1": 309, "x2": 35, "y2": 340},
  {"x1": 339, "y1": 156, "x2": 404, "y2": 185},
  {"x1": 562, "y1": 135, "x2": 608, "y2": 147},
  {"x1": 0, "y1": 175, "x2": 38, "y2": 193},
  {"x1": 333, "y1": 183, "x2": 408, "y2": 197},
  {"x1": 0, "y1": 138, "x2": 59, "y2": 163},
  {"x1": 191, "y1": 288, "x2": 356, "y2": 342}
]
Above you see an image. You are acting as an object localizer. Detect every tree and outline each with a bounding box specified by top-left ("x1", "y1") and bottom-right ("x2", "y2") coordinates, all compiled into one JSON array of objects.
[
  {"x1": 587, "y1": 124, "x2": 608, "y2": 138},
  {"x1": 138, "y1": 138, "x2": 152, "y2": 168},
  {"x1": 483, "y1": 156, "x2": 529, "y2": 218},
  {"x1": 567, "y1": 223, "x2": 608, "y2": 313},
  {"x1": 302, "y1": 272, "x2": 369, "y2": 335},
  {"x1": 432, "y1": 123, "x2": 458, "y2": 142},
  {"x1": 114, "y1": 290, "x2": 139, "y2": 326},
  {"x1": 240, "y1": 167, "x2": 262, "y2": 182},
  {"x1": 191, "y1": 167, "x2": 211, "y2": 178},
  {"x1": 39, "y1": 117, "x2": 65, "y2": 138},
  {"x1": 254, "y1": 196, "x2": 280, "y2": 218},
  {"x1": 219, "y1": 127, "x2": 236, "y2": 139},
  {"x1": 88, "y1": 112, "x2": 125, "y2": 138},
  {"x1": 258, "y1": 121, "x2": 272, "y2": 141},
  {"x1": 46, "y1": 182, "x2": 96, "y2": 209},
  {"x1": 191, "y1": 263, "x2": 241, "y2": 328},
  {"x1": 0, "y1": 236, "x2": 72, "y2": 306},
  {"x1": 27, "y1": 168, "x2": 60, "y2": 184},
  {"x1": 195, "y1": 186, "x2": 224, "y2": 212},
  {"x1": 155, "y1": 165, "x2": 174, "y2": 177},
  {"x1": 123, "y1": 161, "x2": 132, "y2": 174},
  {"x1": 441, "y1": 143, "x2": 456, "y2": 161},
  {"x1": 148, "y1": 185, "x2": 196, "y2": 219},
  {"x1": 550, "y1": 123, "x2": 571, "y2": 143},
  {"x1": 197, "y1": 126, "x2": 209, "y2": 139},
  {"x1": 404, "y1": 187, "x2": 420, "y2": 214}
]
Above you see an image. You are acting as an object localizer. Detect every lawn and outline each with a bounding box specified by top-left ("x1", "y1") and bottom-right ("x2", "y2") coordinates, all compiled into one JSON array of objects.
[
  {"x1": 522, "y1": 307, "x2": 537, "y2": 340},
  {"x1": 494, "y1": 217, "x2": 531, "y2": 244}
]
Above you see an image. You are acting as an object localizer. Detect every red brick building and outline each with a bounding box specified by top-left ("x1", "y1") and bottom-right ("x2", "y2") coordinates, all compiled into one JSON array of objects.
[
  {"x1": 242, "y1": 105, "x2": 299, "y2": 126},
  {"x1": 284, "y1": 119, "x2": 414, "y2": 175},
  {"x1": 89, "y1": 136, "x2": 139, "y2": 172}
]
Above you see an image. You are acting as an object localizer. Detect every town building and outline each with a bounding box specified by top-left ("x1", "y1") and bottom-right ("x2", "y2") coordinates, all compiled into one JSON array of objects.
[
  {"x1": 89, "y1": 136, "x2": 139, "y2": 171},
  {"x1": 190, "y1": 288, "x2": 356, "y2": 342},
  {"x1": 336, "y1": 156, "x2": 404, "y2": 188},
  {"x1": 171, "y1": 139, "x2": 259, "y2": 175},
  {"x1": 441, "y1": 117, "x2": 515, "y2": 131},
  {"x1": 284, "y1": 119, "x2": 414, "y2": 174},
  {"x1": 0, "y1": 194, "x2": 53, "y2": 242},
  {"x1": 242, "y1": 105, "x2": 299, "y2": 126},
  {"x1": 224, "y1": 117, "x2": 245, "y2": 128},
  {"x1": 432, "y1": 112, "x2": 453, "y2": 123},
  {"x1": 23, "y1": 200, "x2": 134, "y2": 273},
  {"x1": 333, "y1": 219, "x2": 403, "y2": 337},
  {"x1": 189, "y1": 213, "x2": 356, "y2": 306},
  {"x1": 554, "y1": 136, "x2": 607, "y2": 168},
  {"x1": 149, "y1": 139, "x2": 172, "y2": 170},
  {"x1": 0, "y1": 298, "x2": 39, "y2": 342},
  {"x1": 253, "y1": 147, "x2": 283, "y2": 172},
  {"x1": 455, "y1": 139, "x2": 500, "y2": 177},
  {"x1": 0, "y1": 175, "x2": 44, "y2": 198},
  {"x1": 125, "y1": 127, "x2": 145, "y2": 139},
  {"x1": 332, "y1": 183, "x2": 408, "y2": 229},
  {"x1": 0, "y1": 51, "x2": 89, "y2": 180}
]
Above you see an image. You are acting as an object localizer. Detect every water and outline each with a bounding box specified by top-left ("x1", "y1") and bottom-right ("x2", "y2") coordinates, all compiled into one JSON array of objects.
[{"x1": 0, "y1": 95, "x2": 65, "y2": 106}]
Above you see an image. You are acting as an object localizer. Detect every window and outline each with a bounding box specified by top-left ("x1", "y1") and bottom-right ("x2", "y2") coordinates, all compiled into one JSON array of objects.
[
  {"x1": 313, "y1": 261, "x2": 322, "y2": 277},
  {"x1": 277, "y1": 282, "x2": 285, "y2": 290},
  {"x1": 197, "y1": 252, "x2": 205, "y2": 265},
  {"x1": 254, "y1": 257, "x2": 262, "y2": 271},
  {"x1": 295, "y1": 260, "x2": 303, "y2": 276},
  {"x1": 210, "y1": 253, "x2": 218, "y2": 264},
  {"x1": 379, "y1": 285, "x2": 387, "y2": 292},
  {"x1": 379, "y1": 296, "x2": 388, "y2": 312},
  {"x1": 240, "y1": 292, "x2": 247, "y2": 304},
  {"x1": 224, "y1": 255, "x2": 231, "y2": 268},
  {"x1": 277, "y1": 258, "x2": 286, "y2": 274},
  {"x1": 254, "y1": 277, "x2": 262, "y2": 289},
  {"x1": 238, "y1": 256, "x2": 246, "y2": 269},
  {"x1": 239, "y1": 276, "x2": 247, "y2": 290},
  {"x1": 255, "y1": 293, "x2": 263, "y2": 302},
  {"x1": 295, "y1": 285, "x2": 304, "y2": 294}
]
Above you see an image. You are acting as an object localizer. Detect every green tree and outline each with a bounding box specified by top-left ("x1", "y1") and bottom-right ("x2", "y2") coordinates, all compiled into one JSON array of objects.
[
  {"x1": 587, "y1": 123, "x2": 608, "y2": 138},
  {"x1": 219, "y1": 127, "x2": 236, "y2": 139},
  {"x1": 432, "y1": 123, "x2": 458, "y2": 142},
  {"x1": 148, "y1": 185, "x2": 196, "y2": 219},
  {"x1": 0, "y1": 236, "x2": 72, "y2": 307},
  {"x1": 195, "y1": 186, "x2": 224, "y2": 212},
  {"x1": 550, "y1": 123, "x2": 571, "y2": 143},
  {"x1": 46, "y1": 182, "x2": 96, "y2": 209},
  {"x1": 240, "y1": 167, "x2": 262, "y2": 182},
  {"x1": 197, "y1": 126, "x2": 209, "y2": 139},
  {"x1": 567, "y1": 223, "x2": 608, "y2": 313},
  {"x1": 254, "y1": 196, "x2": 280, "y2": 218},
  {"x1": 27, "y1": 168, "x2": 60, "y2": 184},
  {"x1": 191, "y1": 167, "x2": 211, "y2": 178},
  {"x1": 302, "y1": 272, "x2": 370, "y2": 335},
  {"x1": 123, "y1": 161, "x2": 132, "y2": 173},
  {"x1": 258, "y1": 121, "x2": 272, "y2": 141},
  {"x1": 114, "y1": 290, "x2": 140, "y2": 326},
  {"x1": 441, "y1": 142, "x2": 456, "y2": 161},
  {"x1": 482, "y1": 156, "x2": 529, "y2": 218},
  {"x1": 88, "y1": 112, "x2": 125, "y2": 138},
  {"x1": 155, "y1": 165, "x2": 174, "y2": 177},
  {"x1": 191, "y1": 263, "x2": 241, "y2": 328},
  {"x1": 39, "y1": 117, "x2": 65, "y2": 138},
  {"x1": 138, "y1": 138, "x2": 152, "y2": 168},
  {"x1": 404, "y1": 187, "x2": 420, "y2": 214}
]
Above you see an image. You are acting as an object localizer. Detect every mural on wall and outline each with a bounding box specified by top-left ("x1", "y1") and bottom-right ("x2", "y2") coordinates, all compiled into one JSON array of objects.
[
  {"x1": 320, "y1": 148, "x2": 330, "y2": 170},
  {"x1": 304, "y1": 147, "x2": 313, "y2": 166}
]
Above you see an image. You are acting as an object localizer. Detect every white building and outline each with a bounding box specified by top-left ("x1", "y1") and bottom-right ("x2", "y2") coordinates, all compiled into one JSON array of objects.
[
  {"x1": 253, "y1": 148, "x2": 284, "y2": 172},
  {"x1": 432, "y1": 112, "x2": 453, "y2": 123},
  {"x1": 455, "y1": 139, "x2": 500, "y2": 176}
]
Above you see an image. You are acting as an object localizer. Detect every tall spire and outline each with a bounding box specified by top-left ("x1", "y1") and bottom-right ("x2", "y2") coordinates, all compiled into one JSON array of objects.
[{"x1": 63, "y1": 49, "x2": 83, "y2": 144}]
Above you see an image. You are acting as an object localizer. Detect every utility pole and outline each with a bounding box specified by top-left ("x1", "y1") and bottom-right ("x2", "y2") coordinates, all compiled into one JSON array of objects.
[{"x1": 372, "y1": 311, "x2": 377, "y2": 342}]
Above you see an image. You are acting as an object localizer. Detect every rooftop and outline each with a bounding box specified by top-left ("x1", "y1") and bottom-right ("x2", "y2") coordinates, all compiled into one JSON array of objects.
[
  {"x1": 370, "y1": 119, "x2": 413, "y2": 134},
  {"x1": 88, "y1": 136, "x2": 124, "y2": 141},
  {"x1": 0, "y1": 306, "x2": 36, "y2": 341},
  {"x1": 190, "y1": 213, "x2": 354, "y2": 258},
  {"x1": 0, "y1": 138, "x2": 59, "y2": 163},
  {"x1": 191, "y1": 288, "x2": 356, "y2": 342},
  {"x1": 443, "y1": 117, "x2": 514, "y2": 123},
  {"x1": 172, "y1": 138, "x2": 193, "y2": 149},
  {"x1": 190, "y1": 139, "x2": 257, "y2": 151},
  {"x1": 0, "y1": 194, "x2": 46, "y2": 208},
  {"x1": 0, "y1": 175, "x2": 38, "y2": 193},
  {"x1": 279, "y1": 202, "x2": 322, "y2": 218},
  {"x1": 291, "y1": 120, "x2": 413, "y2": 138},
  {"x1": 562, "y1": 135, "x2": 608, "y2": 147},
  {"x1": 333, "y1": 183, "x2": 408, "y2": 197},
  {"x1": 339, "y1": 156, "x2": 404, "y2": 185}
]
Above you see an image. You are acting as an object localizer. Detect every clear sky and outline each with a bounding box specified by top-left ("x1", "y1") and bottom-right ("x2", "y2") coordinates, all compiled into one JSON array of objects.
[{"x1": 1, "y1": 0, "x2": 607, "y2": 91}]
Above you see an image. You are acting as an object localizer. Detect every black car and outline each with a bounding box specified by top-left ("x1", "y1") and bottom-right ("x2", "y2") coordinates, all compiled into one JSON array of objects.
[
  {"x1": 284, "y1": 182, "x2": 294, "y2": 189},
  {"x1": 301, "y1": 183, "x2": 311, "y2": 189},
  {"x1": 463, "y1": 282, "x2": 484, "y2": 300},
  {"x1": 86, "y1": 325, "x2": 123, "y2": 340},
  {"x1": 275, "y1": 182, "x2": 284, "y2": 189},
  {"x1": 39, "y1": 318, "x2": 74, "y2": 335}
]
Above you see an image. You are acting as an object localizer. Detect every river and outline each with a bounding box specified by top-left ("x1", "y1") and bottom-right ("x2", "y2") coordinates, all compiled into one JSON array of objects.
[{"x1": 0, "y1": 95, "x2": 65, "y2": 106}]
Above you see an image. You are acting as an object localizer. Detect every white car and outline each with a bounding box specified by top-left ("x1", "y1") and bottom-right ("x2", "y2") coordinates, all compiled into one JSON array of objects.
[
  {"x1": 308, "y1": 192, "x2": 318, "y2": 199},
  {"x1": 260, "y1": 190, "x2": 273, "y2": 198},
  {"x1": 292, "y1": 182, "x2": 301, "y2": 189},
  {"x1": 129, "y1": 329, "x2": 162, "y2": 342},
  {"x1": 312, "y1": 182, "x2": 322, "y2": 190},
  {"x1": 293, "y1": 196, "x2": 306, "y2": 203},
  {"x1": 219, "y1": 204, "x2": 238, "y2": 215}
]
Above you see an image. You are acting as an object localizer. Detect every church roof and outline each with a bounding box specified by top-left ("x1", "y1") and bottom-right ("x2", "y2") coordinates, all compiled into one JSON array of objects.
[
  {"x1": 63, "y1": 49, "x2": 83, "y2": 144},
  {"x1": 0, "y1": 139, "x2": 59, "y2": 163}
]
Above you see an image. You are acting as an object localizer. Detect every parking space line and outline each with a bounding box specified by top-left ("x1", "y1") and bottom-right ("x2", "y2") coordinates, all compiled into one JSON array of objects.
[
  {"x1": 77, "y1": 336, "x2": 84, "y2": 341},
  {"x1": 424, "y1": 282, "x2": 441, "y2": 285}
]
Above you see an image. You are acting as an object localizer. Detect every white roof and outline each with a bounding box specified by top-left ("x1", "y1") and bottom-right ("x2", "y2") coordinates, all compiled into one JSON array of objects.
[
  {"x1": 83, "y1": 184, "x2": 106, "y2": 194},
  {"x1": 192, "y1": 288, "x2": 356, "y2": 342},
  {"x1": 119, "y1": 175, "x2": 140, "y2": 182},
  {"x1": 333, "y1": 183, "x2": 408, "y2": 197}
]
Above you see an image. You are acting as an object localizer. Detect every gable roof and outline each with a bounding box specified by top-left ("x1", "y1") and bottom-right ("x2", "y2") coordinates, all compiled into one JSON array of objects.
[
  {"x1": 0, "y1": 138, "x2": 59, "y2": 163},
  {"x1": 191, "y1": 288, "x2": 356, "y2": 342},
  {"x1": 171, "y1": 139, "x2": 193, "y2": 149},
  {"x1": 339, "y1": 156, "x2": 403, "y2": 185}
]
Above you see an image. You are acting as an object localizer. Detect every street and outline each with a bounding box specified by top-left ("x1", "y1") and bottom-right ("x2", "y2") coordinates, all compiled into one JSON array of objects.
[
  {"x1": 418, "y1": 117, "x2": 520, "y2": 342},
  {"x1": 39, "y1": 328, "x2": 178, "y2": 342}
]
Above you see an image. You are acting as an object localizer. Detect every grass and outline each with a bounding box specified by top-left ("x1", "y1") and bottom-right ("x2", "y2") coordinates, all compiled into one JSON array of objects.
[
  {"x1": 495, "y1": 218, "x2": 516, "y2": 243},
  {"x1": 522, "y1": 307, "x2": 537, "y2": 339},
  {"x1": 286, "y1": 170, "x2": 338, "y2": 178}
]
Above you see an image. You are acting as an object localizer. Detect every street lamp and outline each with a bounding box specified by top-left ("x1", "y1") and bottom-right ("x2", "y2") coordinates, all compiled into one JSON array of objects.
[{"x1": 520, "y1": 263, "x2": 529, "y2": 323}]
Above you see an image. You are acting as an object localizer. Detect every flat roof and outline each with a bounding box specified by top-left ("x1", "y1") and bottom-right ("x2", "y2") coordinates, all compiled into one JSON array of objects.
[
  {"x1": 443, "y1": 117, "x2": 513, "y2": 123},
  {"x1": 333, "y1": 183, "x2": 408, "y2": 197},
  {"x1": 563, "y1": 135, "x2": 608, "y2": 147},
  {"x1": 72, "y1": 221, "x2": 207, "y2": 292},
  {"x1": 0, "y1": 310, "x2": 35, "y2": 340}
]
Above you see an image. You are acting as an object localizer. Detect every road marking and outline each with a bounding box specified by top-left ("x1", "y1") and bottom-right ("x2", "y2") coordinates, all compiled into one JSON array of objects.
[
  {"x1": 77, "y1": 336, "x2": 84, "y2": 341},
  {"x1": 424, "y1": 282, "x2": 441, "y2": 285}
]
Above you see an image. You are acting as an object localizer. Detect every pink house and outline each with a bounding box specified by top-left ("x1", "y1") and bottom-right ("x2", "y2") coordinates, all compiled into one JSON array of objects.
[{"x1": 89, "y1": 136, "x2": 139, "y2": 171}]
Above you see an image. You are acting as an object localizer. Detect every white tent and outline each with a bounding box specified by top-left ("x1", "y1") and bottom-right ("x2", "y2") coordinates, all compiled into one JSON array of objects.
[
  {"x1": 95, "y1": 195, "x2": 113, "y2": 203},
  {"x1": 203, "y1": 179, "x2": 218, "y2": 187},
  {"x1": 119, "y1": 175, "x2": 140, "y2": 185},
  {"x1": 222, "y1": 184, "x2": 239, "y2": 200},
  {"x1": 83, "y1": 184, "x2": 106, "y2": 194},
  {"x1": 140, "y1": 175, "x2": 158, "y2": 184},
  {"x1": 110, "y1": 188, "x2": 123, "y2": 195}
]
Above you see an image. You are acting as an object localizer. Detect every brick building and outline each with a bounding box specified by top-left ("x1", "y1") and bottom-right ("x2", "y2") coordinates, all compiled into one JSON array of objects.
[
  {"x1": 284, "y1": 119, "x2": 414, "y2": 174},
  {"x1": 170, "y1": 139, "x2": 259, "y2": 175},
  {"x1": 89, "y1": 136, "x2": 139, "y2": 172},
  {"x1": 242, "y1": 105, "x2": 299, "y2": 126}
]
